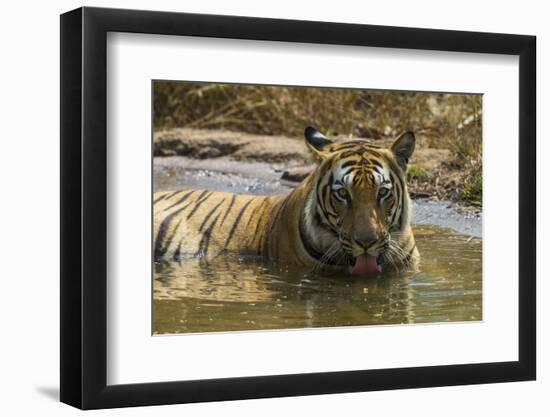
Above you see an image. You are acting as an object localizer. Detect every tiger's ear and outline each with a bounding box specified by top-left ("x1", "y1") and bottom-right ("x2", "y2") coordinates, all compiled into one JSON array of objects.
[
  {"x1": 391, "y1": 131, "x2": 415, "y2": 170},
  {"x1": 304, "y1": 126, "x2": 333, "y2": 159}
]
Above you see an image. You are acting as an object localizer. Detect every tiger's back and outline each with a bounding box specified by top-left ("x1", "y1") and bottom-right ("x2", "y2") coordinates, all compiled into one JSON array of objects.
[{"x1": 153, "y1": 189, "x2": 278, "y2": 260}]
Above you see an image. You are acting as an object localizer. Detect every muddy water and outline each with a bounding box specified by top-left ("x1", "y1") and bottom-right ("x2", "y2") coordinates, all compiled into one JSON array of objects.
[
  {"x1": 153, "y1": 225, "x2": 482, "y2": 334},
  {"x1": 153, "y1": 157, "x2": 482, "y2": 334}
]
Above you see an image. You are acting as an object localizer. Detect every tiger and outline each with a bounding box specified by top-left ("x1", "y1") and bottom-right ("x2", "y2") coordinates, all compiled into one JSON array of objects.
[{"x1": 153, "y1": 126, "x2": 419, "y2": 275}]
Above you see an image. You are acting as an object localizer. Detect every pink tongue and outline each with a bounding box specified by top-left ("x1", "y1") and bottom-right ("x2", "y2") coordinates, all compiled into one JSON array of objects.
[{"x1": 350, "y1": 254, "x2": 381, "y2": 275}]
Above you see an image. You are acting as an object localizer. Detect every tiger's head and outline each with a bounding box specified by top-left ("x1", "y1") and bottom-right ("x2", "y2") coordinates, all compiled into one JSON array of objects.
[{"x1": 302, "y1": 126, "x2": 416, "y2": 275}]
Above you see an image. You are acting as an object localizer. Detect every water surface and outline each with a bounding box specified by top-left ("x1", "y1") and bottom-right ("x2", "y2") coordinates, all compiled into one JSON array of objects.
[{"x1": 153, "y1": 225, "x2": 482, "y2": 334}]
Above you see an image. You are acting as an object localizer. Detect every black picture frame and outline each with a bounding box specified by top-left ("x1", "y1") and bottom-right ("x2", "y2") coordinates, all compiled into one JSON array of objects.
[{"x1": 60, "y1": 6, "x2": 536, "y2": 410}]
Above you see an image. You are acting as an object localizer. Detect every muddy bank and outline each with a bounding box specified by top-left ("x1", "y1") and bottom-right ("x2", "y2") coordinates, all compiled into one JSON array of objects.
[
  {"x1": 154, "y1": 128, "x2": 311, "y2": 163},
  {"x1": 154, "y1": 156, "x2": 481, "y2": 238}
]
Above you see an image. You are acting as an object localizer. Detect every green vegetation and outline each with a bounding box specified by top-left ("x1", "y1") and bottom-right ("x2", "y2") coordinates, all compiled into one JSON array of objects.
[
  {"x1": 462, "y1": 167, "x2": 482, "y2": 205},
  {"x1": 407, "y1": 165, "x2": 428, "y2": 180}
]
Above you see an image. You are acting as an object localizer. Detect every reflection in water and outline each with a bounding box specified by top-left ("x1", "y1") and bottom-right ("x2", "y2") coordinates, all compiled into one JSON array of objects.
[{"x1": 153, "y1": 225, "x2": 482, "y2": 334}]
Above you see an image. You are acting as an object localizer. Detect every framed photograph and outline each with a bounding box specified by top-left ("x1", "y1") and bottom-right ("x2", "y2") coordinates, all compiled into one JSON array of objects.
[{"x1": 60, "y1": 6, "x2": 536, "y2": 409}]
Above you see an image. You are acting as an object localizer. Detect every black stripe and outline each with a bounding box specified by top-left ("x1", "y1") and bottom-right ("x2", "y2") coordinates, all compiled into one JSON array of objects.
[
  {"x1": 221, "y1": 194, "x2": 237, "y2": 226},
  {"x1": 314, "y1": 168, "x2": 339, "y2": 231},
  {"x1": 198, "y1": 198, "x2": 226, "y2": 232},
  {"x1": 299, "y1": 219, "x2": 339, "y2": 265},
  {"x1": 340, "y1": 150, "x2": 357, "y2": 158},
  {"x1": 163, "y1": 190, "x2": 197, "y2": 211},
  {"x1": 195, "y1": 190, "x2": 209, "y2": 199},
  {"x1": 403, "y1": 243, "x2": 417, "y2": 265},
  {"x1": 388, "y1": 197, "x2": 399, "y2": 228},
  {"x1": 153, "y1": 194, "x2": 168, "y2": 204},
  {"x1": 389, "y1": 204, "x2": 399, "y2": 228},
  {"x1": 299, "y1": 223, "x2": 324, "y2": 261},
  {"x1": 396, "y1": 173, "x2": 406, "y2": 228},
  {"x1": 164, "y1": 190, "x2": 182, "y2": 200},
  {"x1": 268, "y1": 196, "x2": 289, "y2": 236},
  {"x1": 366, "y1": 149, "x2": 381, "y2": 157},
  {"x1": 314, "y1": 162, "x2": 330, "y2": 209},
  {"x1": 316, "y1": 177, "x2": 325, "y2": 210},
  {"x1": 389, "y1": 169, "x2": 405, "y2": 227},
  {"x1": 160, "y1": 219, "x2": 183, "y2": 258},
  {"x1": 370, "y1": 165, "x2": 383, "y2": 177},
  {"x1": 195, "y1": 213, "x2": 221, "y2": 257},
  {"x1": 340, "y1": 160, "x2": 357, "y2": 169},
  {"x1": 173, "y1": 239, "x2": 182, "y2": 261},
  {"x1": 319, "y1": 184, "x2": 333, "y2": 220},
  {"x1": 252, "y1": 198, "x2": 269, "y2": 254},
  {"x1": 321, "y1": 182, "x2": 330, "y2": 206},
  {"x1": 340, "y1": 167, "x2": 355, "y2": 178},
  {"x1": 186, "y1": 191, "x2": 213, "y2": 219},
  {"x1": 314, "y1": 208, "x2": 339, "y2": 237},
  {"x1": 370, "y1": 159, "x2": 383, "y2": 169},
  {"x1": 328, "y1": 172, "x2": 334, "y2": 186},
  {"x1": 245, "y1": 198, "x2": 265, "y2": 229},
  {"x1": 224, "y1": 199, "x2": 254, "y2": 249},
  {"x1": 331, "y1": 140, "x2": 369, "y2": 150},
  {"x1": 327, "y1": 188, "x2": 340, "y2": 216},
  {"x1": 179, "y1": 200, "x2": 199, "y2": 215},
  {"x1": 321, "y1": 179, "x2": 338, "y2": 218},
  {"x1": 316, "y1": 196, "x2": 338, "y2": 233},
  {"x1": 154, "y1": 206, "x2": 189, "y2": 259},
  {"x1": 244, "y1": 198, "x2": 266, "y2": 251}
]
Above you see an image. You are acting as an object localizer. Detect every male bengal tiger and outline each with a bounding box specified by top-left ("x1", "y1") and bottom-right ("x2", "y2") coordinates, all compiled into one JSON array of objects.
[{"x1": 153, "y1": 127, "x2": 419, "y2": 275}]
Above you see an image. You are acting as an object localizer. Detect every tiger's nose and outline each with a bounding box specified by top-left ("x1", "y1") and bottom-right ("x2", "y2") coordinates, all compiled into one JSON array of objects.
[{"x1": 354, "y1": 232, "x2": 379, "y2": 249}]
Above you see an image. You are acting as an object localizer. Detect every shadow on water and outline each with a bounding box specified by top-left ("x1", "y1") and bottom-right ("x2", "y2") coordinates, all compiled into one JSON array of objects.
[{"x1": 153, "y1": 225, "x2": 482, "y2": 334}]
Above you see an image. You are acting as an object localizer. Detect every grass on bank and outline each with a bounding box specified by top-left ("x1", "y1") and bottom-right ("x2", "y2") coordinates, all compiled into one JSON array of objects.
[
  {"x1": 450, "y1": 119, "x2": 483, "y2": 205},
  {"x1": 407, "y1": 165, "x2": 428, "y2": 180}
]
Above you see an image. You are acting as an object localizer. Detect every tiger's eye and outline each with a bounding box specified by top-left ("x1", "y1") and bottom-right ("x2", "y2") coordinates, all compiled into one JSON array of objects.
[
  {"x1": 336, "y1": 188, "x2": 349, "y2": 200},
  {"x1": 378, "y1": 188, "x2": 390, "y2": 199}
]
